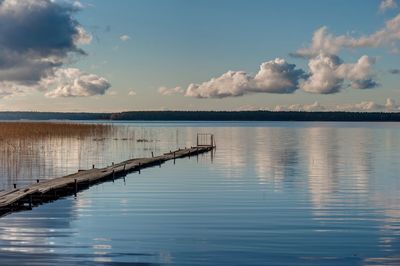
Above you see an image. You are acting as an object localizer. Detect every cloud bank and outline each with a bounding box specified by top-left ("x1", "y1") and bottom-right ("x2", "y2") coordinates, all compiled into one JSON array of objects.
[
  {"x1": 181, "y1": 10, "x2": 400, "y2": 98},
  {"x1": 0, "y1": 0, "x2": 110, "y2": 98},
  {"x1": 182, "y1": 54, "x2": 377, "y2": 98},
  {"x1": 273, "y1": 98, "x2": 400, "y2": 112}
]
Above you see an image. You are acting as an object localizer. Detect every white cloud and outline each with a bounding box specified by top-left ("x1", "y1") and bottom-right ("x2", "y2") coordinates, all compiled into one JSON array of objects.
[
  {"x1": 272, "y1": 98, "x2": 399, "y2": 112},
  {"x1": 185, "y1": 55, "x2": 377, "y2": 97},
  {"x1": 300, "y1": 55, "x2": 343, "y2": 94},
  {"x1": 120, "y1": 35, "x2": 131, "y2": 42},
  {"x1": 380, "y1": 0, "x2": 398, "y2": 13},
  {"x1": 384, "y1": 97, "x2": 398, "y2": 110},
  {"x1": 336, "y1": 55, "x2": 377, "y2": 89},
  {"x1": 236, "y1": 105, "x2": 260, "y2": 111},
  {"x1": 74, "y1": 26, "x2": 93, "y2": 45},
  {"x1": 183, "y1": 11, "x2": 399, "y2": 99},
  {"x1": 295, "y1": 13, "x2": 400, "y2": 57},
  {"x1": 274, "y1": 101, "x2": 324, "y2": 112},
  {"x1": 253, "y1": 59, "x2": 305, "y2": 93},
  {"x1": 158, "y1": 86, "x2": 184, "y2": 96},
  {"x1": 128, "y1": 90, "x2": 137, "y2": 96},
  {"x1": 300, "y1": 54, "x2": 377, "y2": 94},
  {"x1": 44, "y1": 68, "x2": 111, "y2": 98},
  {"x1": 185, "y1": 58, "x2": 305, "y2": 98},
  {"x1": 107, "y1": 90, "x2": 117, "y2": 96}
]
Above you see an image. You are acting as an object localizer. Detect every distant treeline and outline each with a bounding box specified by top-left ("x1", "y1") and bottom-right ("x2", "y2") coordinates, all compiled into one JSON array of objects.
[
  {"x1": 0, "y1": 111, "x2": 400, "y2": 121},
  {"x1": 0, "y1": 112, "x2": 109, "y2": 121}
]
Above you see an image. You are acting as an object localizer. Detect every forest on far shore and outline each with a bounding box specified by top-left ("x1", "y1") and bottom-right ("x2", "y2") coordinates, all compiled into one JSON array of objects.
[{"x1": 0, "y1": 111, "x2": 399, "y2": 121}]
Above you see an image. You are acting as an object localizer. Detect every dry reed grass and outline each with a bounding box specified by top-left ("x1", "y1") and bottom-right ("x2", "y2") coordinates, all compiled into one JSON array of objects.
[
  {"x1": 0, "y1": 122, "x2": 114, "y2": 189},
  {"x1": 0, "y1": 122, "x2": 111, "y2": 140}
]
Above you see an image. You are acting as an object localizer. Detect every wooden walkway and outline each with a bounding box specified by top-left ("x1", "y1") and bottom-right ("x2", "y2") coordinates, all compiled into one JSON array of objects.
[{"x1": 0, "y1": 145, "x2": 214, "y2": 217}]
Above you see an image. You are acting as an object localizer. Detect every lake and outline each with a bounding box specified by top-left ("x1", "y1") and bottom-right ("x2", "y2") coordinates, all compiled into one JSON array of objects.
[{"x1": 0, "y1": 121, "x2": 399, "y2": 265}]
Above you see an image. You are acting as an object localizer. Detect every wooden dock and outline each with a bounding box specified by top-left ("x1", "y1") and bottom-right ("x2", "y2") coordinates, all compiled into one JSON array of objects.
[{"x1": 0, "y1": 144, "x2": 215, "y2": 217}]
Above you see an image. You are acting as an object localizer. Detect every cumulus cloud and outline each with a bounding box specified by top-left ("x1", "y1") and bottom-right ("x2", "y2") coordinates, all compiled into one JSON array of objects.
[
  {"x1": 274, "y1": 101, "x2": 324, "y2": 112},
  {"x1": 184, "y1": 55, "x2": 376, "y2": 97},
  {"x1": 120, "y1": 35, "x2": 131, "y2": 42},
  {"x1": 44, "y1": 68, "x2": 110, "y2": 98},
  {"x1": 301, "y1": 54, "x2": 377, "y2": 94},
  {"x1": 380, "y1": 0, "x2": 398, "y2": 12},
  {"x1": 158, "y1": 86, "x2": 184, "y2": 96},
  {"x1": 287, "y1": 15, "x2": 388, "y2": 95},
  {"x1": 0, "y1": 0, "x2": 110, "y2": 98},
  {"x1": 128, "y1": 90, "x2": 137, "y2": 96},
  {"x1": 185, "y1": 58, "x2": 305, "y2": 98}
]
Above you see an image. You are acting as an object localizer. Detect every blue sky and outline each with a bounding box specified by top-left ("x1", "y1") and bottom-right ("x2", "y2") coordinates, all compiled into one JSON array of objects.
[{"x1": 1, "y1": 0, "x2": 400, "y2": 112}]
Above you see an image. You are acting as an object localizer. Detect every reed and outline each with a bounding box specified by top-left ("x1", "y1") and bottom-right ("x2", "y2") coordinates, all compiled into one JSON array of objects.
[
  {"x1": 0, "y1": 122, "x2": 114, "y2": 190},
  {"x1": 0, "y1": 122, "x2": 112, "y2": 140}
]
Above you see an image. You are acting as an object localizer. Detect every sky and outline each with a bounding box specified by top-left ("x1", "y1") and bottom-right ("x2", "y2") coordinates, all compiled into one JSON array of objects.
[{"x1": 1, "y1": 0, "x2": 400, "y2": 112}]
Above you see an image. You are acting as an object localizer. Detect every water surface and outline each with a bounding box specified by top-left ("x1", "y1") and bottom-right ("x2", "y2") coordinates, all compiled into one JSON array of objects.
[{"x1": 0, "y1": 122, "x2": 399, "y2": 265}]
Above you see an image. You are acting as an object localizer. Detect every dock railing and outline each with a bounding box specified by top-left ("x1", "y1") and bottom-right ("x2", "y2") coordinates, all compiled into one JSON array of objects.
[{"x1": 197, "y1": 133, "x2": 215, "y2": 147}]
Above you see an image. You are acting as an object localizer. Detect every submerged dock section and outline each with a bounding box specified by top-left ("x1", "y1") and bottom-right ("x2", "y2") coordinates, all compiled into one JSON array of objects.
[{"x1": 0, "y1": 134, "x2": 215, "y2": 217}]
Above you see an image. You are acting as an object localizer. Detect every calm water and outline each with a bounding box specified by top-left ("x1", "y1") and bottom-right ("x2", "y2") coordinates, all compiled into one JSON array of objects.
[{"x1": 0, "y1": 122, "x2": 399, "y2": 265}]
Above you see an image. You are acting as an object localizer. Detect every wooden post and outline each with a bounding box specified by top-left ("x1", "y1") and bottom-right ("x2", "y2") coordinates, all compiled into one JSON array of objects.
[
  {"x1": 112, "y1": 170, "x2": 115, "y2": 182},
  {"x1": 151, "y1": 151, "x2": 154, "y2": 158},
  {"x1": 138, "y1": 162, "x2": 141, "y2": 174},
  {"x1": 74, "y1": 179, "x2": 78, "y2": 197},
  {"x1": 123, "y1": 164, "x2": 126, "y2": 172},
  {"x1": 13, "y1": 184, "x2": 16, "y2": 189}
]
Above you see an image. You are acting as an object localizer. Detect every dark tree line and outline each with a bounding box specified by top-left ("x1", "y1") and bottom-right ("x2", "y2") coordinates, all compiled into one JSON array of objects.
[{"x1": 0, "y1": 111, "x2": 399, "y2": 121}]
